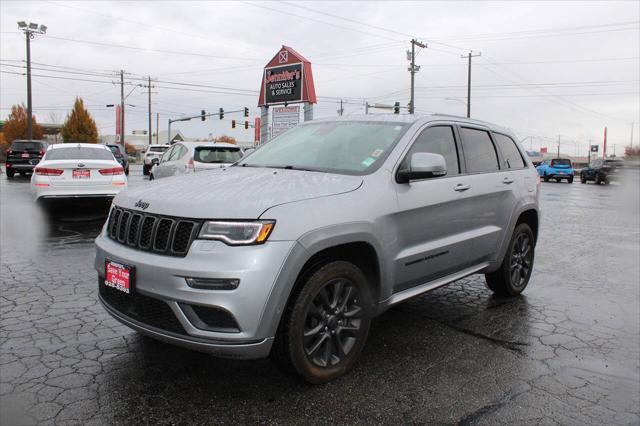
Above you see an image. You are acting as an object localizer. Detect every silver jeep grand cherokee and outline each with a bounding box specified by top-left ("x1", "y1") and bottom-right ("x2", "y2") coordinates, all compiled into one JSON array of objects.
[{"x1": 95, "y1": 114, "x2": 540, "y2": 383}]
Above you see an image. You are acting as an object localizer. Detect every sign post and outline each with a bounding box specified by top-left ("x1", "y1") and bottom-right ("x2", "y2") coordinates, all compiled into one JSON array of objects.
[{"x1": 258, "y1": 46, "x2": 317, "y2": 144}]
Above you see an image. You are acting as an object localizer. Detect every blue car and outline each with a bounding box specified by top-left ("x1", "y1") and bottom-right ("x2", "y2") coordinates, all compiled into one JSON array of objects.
[{"x1": 536, "y1": 158, "x2": 574, "y2": 183}]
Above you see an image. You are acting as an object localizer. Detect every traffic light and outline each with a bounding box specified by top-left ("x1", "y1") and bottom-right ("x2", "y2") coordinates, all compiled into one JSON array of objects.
[
  {"x1": 219, "y1": 108, "x2": 224, "y2": 119},
  {"x1": 243, "y1": 107, "x2": 249, "y2": 117},
  {"x1": 201, "y1": 110, "x2": 206, "y2": 121},
  {"x1": 231, "y1": 120, "x2": 236, "y2": 129},
  {"x1": 244, "y1": 121, "x2": 249, "y2": 130},
  {"x1": 394, "y1": 102, "x2": 400, "y2": 114}
]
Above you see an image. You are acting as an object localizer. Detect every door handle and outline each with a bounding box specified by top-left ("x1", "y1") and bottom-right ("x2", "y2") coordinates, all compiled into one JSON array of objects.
[
  {"x1": 502, "y1": 177, "x2": 514, "y2": 184},
  {"x1": 454, "y1": 184, "x2": 471, "y2": 192}
]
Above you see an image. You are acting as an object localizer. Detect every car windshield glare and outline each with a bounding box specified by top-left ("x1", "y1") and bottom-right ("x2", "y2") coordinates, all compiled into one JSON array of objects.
[
  {"x1": 45, "y1": 147, "x2": 115, "y2": 161},
  {"x1": 195, "y1": 147, "x2": 242, "y2": 163},
  {"x1": 237, "y1": 121, "x2": 410, "y2": 175}
]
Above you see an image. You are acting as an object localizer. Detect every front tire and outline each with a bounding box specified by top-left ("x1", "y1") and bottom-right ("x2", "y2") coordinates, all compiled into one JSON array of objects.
[
  {"x1": 149, "y1": 173, "x2": 154, "y2": 181},
  {"x1": 485, "y1": 223, "x2": 535, "y2": 297},
  {"x1": 271, "y1": 261, "x2": 373, "y2": 384},
  {"x1": 580, "y1": 174, "x2": 587, "y2": 184},
  {"x1": 568, "y1": 176, "x2": 573, "y2": 183},
  {"x1": 6, "y1": 169, "x2": 15, "y2": 178},
  {"x1": 555, "y1": 178, "x2": 561, "y2": 183},
  {"x1": 543, "y1": 173, "x2": 549, "y2": 182},
  {"x1": 143, "y1": 164, "x2": 149, "y2": 175}
]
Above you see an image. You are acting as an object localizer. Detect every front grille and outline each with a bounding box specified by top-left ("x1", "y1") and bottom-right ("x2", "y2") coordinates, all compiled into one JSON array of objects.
[
  {"x1": 107, "y1": 206, "x2": 201, "y2": 257},
  {"x1": 99, "y1": 279, "x2": 187, "y2": 335}
]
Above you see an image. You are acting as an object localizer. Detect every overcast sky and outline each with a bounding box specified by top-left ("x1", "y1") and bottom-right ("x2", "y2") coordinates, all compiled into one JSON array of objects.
[{"x1": 1, "y1": 1, "x2": 638, "y2": 154}]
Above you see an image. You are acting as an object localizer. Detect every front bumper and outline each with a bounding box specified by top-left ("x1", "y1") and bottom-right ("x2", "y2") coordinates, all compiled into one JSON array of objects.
[{"x1": 95, "y1": 233, "x2": 299, "y2": 359}]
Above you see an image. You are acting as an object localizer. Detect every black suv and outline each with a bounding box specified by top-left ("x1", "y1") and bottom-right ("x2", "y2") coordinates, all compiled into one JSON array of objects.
[
  {"x1": 5, "y1": 139, "x2": 48, "y2": 178},
  {"x1": 106, "y1": 144, "x2": 129, "y2": 175},
  {"x1": 580, "y1": 158, "x2": 624, "y2": 185}
]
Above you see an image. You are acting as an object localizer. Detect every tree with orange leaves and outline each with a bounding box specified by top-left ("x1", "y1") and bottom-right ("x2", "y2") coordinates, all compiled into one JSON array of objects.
[{"x1": 3, "y1": 104, "x2": 44, "y2": 142}]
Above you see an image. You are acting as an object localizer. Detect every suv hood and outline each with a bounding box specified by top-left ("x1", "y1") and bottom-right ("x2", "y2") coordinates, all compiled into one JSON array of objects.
[{"x1": 114, "y1": 166, "x2": 363, "y2": 218}]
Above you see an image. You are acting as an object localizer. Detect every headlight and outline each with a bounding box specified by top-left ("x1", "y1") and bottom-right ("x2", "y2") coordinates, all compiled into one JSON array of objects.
[{"x1": 198, "y1": 220, "x2": 275, "y2": 245}]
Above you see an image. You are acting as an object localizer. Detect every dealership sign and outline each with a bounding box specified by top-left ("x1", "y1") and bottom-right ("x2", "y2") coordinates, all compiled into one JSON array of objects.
[
  {"x1": 259, "y1": 46, "x2": 317, "y2": 107},
  {"x1": 265, "y1": 64, "x2": 303, "y2": 104},
  {"x1": 272, "y1": 106, "x2": 300, "y2": 138}
]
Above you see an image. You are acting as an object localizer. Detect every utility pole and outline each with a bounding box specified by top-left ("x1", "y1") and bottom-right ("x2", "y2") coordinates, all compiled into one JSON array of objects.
[
  {"x1": 631, "y1": 122, "x2": 635, "y2": 148},
  {"x1": 338, "y1": 99, "x2": 344, "y2": 116},
  {"x1": 147, "y1": 76, "x2": 152, "y2": 146},
  {"x1": 120, "y1": 70, "x2": 125, "y2": 147},
  {"x1": 17, "y1": 21, "x2": 47, "y2": 140},
  {"x1": 461, "y1": 51, "x2": 481, "y2": 118},
  {"x1": 557, "y1": 135, "x2": 561, "y2": 157},
  {"x1": 408, "y1": 39, "x2": 426, "y2": 114},
  {"x1": 156, "y1": 113, "x2": 159, "y2": 144}
]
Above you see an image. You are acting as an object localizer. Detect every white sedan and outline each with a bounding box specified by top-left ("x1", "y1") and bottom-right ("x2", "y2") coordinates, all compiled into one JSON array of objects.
[{"x1": 31, "y1": 143, "x2": 127, "y2": 201}]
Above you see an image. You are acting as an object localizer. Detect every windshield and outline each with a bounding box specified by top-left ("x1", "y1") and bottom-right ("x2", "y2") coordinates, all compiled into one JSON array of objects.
[
  {"x1": 11, "y1": 141, "x2": 44, "y2": 151},
  {"x1": 551, "y1": 159, "x2": 571, "y2": 167},
  {"x1": 149, "y1": 146, "x2": 169, "y2": 152},
  {"x1": 195, "y1": 147, "x2": 242, "y2": 163},
  {"x1": 45, "y1": 147, "x2": 115, "y2": 161},
  {"x1": 237, "y1": 121, "x2": 410, "y2": 175}
]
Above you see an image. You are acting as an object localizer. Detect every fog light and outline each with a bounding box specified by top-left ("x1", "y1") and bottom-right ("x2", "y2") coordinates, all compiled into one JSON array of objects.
[{"x1": 185, "y1": 277, "x2": 239, "y2": 290}]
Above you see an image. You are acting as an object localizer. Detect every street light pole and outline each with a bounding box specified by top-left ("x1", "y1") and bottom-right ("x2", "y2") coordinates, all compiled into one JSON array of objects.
[{"x1": 17, "y1": 21, "x2": 46, "y2": 140}]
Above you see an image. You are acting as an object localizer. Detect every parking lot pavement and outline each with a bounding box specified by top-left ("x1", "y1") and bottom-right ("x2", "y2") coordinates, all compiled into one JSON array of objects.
[{"x1": 1, "y1": 165, "x2": 638, "y2": 425}]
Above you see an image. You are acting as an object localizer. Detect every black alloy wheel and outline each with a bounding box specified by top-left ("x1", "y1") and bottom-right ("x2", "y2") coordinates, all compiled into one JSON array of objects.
[
  {"x1": 485, "y1": 223, "x2": 535, "y2": 297},
  {"x1": 271, "y1": 260, "x2": 373, "y2": 384},
  {"x1": 303, "y1": 278, "x2": 364, "y2": 368},
  {"x1": 509, "y1": 231, "x2": 533, "y2": 291}
]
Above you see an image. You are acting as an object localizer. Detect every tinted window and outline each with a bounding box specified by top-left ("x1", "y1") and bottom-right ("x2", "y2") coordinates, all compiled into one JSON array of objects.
[
  {"x1": 238, "y1": 121, "x2": 410, "y2": 175},
  {"x1": 195, "y1": 147, "x2": 242, "y2": 163},
  {"x1": 550, "y1": 159, "x2": 571, "y2": 167},
  {"x1": 460, "y1": 128, "x2": 499, "y2": 173},
  {"x1": 149, "y1": 146, "x2": 169, "y2": 152},
  {"x1": 494, "y1": 134, "x2": 526, "y2": 169},
  {"x1": 45, "y1": 147, "x2": 114, "y2": 161},
  {"x1": 108, "y1": 146, "x2": 123, "y2": 157},
  {"x1": 11, "y1": 141, "x2": 45, "y2": 151},
  {"x1": 404, "y1": 126, "x2": 459, "y2": 175}
]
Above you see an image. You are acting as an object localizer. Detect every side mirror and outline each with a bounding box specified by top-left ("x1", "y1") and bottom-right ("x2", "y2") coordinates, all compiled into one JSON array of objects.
[
  {"x1": 151, "y1": 158, "x2": 159, "y2": 165},
  {"x1": 397, "y1": 152, "x2": 447, "y2": 184}
]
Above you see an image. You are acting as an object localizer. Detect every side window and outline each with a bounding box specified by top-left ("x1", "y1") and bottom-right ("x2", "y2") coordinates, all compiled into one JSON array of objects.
[
  {"x1": 404, "y1": 126, "x2": 460, "y2": 175},
  {"x1": 168, "y1": 145, "x2": 184, "y2": 161},
  {"x1": 176, "y1": 145, "x2": 188, "y2": 160},
  {"x1": 162, "y1": 146, "x2": 176, "y2": 162},
  {"x1": 494, "y1": 133, "x2": 526, "y2": 169},
  {"x1": 460, "y1": 127, "x2": 500, "y2": 173}
]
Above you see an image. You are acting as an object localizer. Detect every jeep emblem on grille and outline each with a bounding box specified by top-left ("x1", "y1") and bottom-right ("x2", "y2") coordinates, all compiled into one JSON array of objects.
[{"x1": 134, "y1": 200, "x2": 150, "y2": 210}]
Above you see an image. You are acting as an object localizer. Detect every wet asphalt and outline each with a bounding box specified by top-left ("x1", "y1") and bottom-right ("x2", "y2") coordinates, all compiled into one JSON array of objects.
[{"x1": 1, "y1": 165, "x2": 639, "y2": 425}]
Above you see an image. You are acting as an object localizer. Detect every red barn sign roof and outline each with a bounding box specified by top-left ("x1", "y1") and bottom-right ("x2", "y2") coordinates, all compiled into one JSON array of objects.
[{"x1": 258, "y1": 45, "x2": 317, "y2": 107}]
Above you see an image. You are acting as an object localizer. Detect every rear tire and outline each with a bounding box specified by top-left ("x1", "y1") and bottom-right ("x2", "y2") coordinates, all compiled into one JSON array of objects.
[
  {"x1": 555, "y1": 178, "x2": 561, "y2": 183},
  {"x1": 580, "y1": 174, "x2": 587, "y2": 184},
  {"x1": 149, "y1": 173, "x2": 154, "y2": 181},
  {"x1": 485, "y1": 223, "x2": 535, "y2": 297},
  {"x1": 543, "y1": 173, "x2": 549, "y2": 182},
  {"x1": 568, "y1": 176, "x2": 573, "y2": 184},
  {"x1": 125, "y1": 167, "x2": 129, "y2": 176},
  {"x1": 6, "y1": 169, "x2": 15, "y2": 178},
  {"x1": 271, "y1": 260, "x2": 373, "y2": 384},
  {"x1": 143, "y1": 164, "x2": 149, "y2": 176}
]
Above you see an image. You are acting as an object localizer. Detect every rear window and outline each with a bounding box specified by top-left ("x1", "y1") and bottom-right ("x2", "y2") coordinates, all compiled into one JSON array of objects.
[
  {"x1": 11, "y1": 141, "x2": 45, "y2": 151},
  {"x1": 551, "y1": 159, "x2": 571, "y2": 167},
  {"x1": 195, "y1": 147, "x2": 242, "y2": 163},
  {"x1": 605, "y1": 160, "x2": 623, "y2": 167},
  {"x1": 45, "y1": 147, "x2": 115, "y2": 161},
  {"x1": 149, "y1": 146, "x2": 169, "y2": 152}
]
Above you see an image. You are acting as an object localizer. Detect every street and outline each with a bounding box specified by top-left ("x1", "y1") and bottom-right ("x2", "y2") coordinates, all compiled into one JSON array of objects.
[{"x1": 1, "y1": 166, "x2": 639, "y2": 425}]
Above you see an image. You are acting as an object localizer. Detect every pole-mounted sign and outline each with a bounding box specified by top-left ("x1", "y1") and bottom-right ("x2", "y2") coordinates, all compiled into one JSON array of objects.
[{"x1": 258, "y1": 46, "x2": 317, "y2": 144}]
